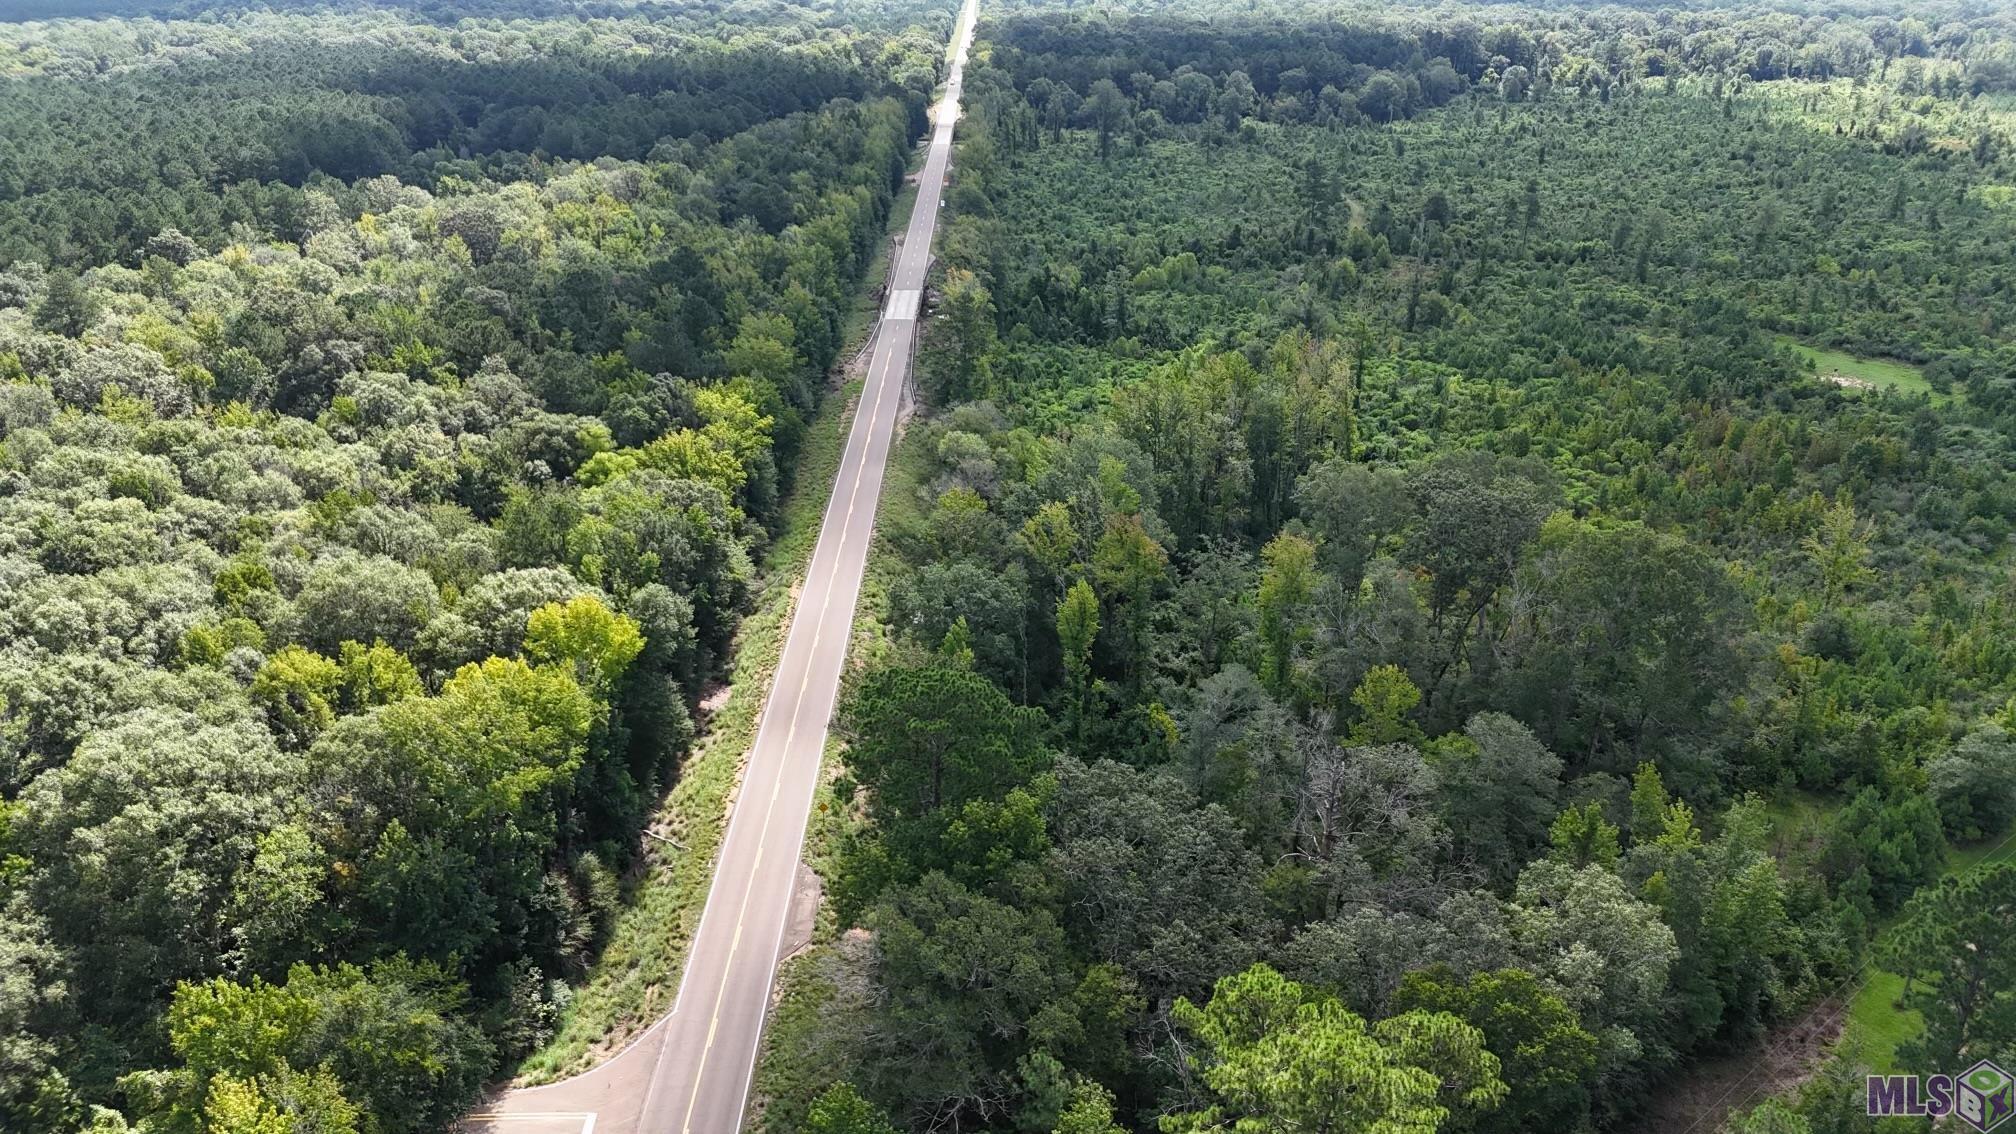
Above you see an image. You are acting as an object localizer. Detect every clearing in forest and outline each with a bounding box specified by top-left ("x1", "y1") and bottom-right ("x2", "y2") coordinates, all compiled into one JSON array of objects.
[{"x1": 1780, "y1": 337, "x2": 1948, "y2": 401}]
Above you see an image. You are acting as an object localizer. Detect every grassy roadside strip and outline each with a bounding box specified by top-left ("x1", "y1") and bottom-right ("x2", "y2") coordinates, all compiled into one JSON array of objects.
[{"x1": 514, "y1": 167, "x2": 924, "y2": 1085}]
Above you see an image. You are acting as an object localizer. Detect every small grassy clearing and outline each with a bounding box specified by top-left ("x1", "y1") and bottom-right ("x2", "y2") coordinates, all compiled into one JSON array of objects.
[{"x1": 1779, "y1": 337, "x2": 1948, "y2": 402}]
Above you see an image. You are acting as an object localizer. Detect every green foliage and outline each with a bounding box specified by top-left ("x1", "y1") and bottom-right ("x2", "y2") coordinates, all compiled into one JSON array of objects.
[
  {"x1": 18, "y1": 712, "x2": 303, "y2": 1035},
  {"x1": 0, "y1": 893, "x2": 70, "y2": 1134},
  {"x1": 1164, "y1": 963, "x2": 1506, "y2": 1134},
  {"x1": 1506, "y1": 519, "x2": 1740, "y2": 769},
  {"x1": 157, "y1": 958, "x2": 491, "y2": 1134},
  {"x1": 1254, "y1": 533, "x2": 1319, "y2": 697},
  {"x1": 892, "y1": 561, "x2": 1029, "y2": 692},
  {"x1": 524, "y1": 595, "x2": 645, "y2": 694},
  {"x1": 1822, "y1": 788, "x2": 1949, "y2": 911},
  {"x1": 251, "y1": 646, "x2": 344, "y2": 750},
  {"x1": 805, "y1": 1083, "x2": 900, "y2": 1134},
  {"x1": 1502, "y1": 859, "x2": 1680, "y2": 1099},
  {"x1": 22, "y1": 0, "x2": 2016, "y2": 1127},
  {"x1": 1393, "y1": 967, "x2": 1598, "y2": 1134},
  {"x1": 927, "y1": 269, "x2": 999, "y2": 404},
  {"x1": 1429, "y1": 714, "x2": 1563, "y2": 886},
  {"x1": 1047, "y1": 757, "x2": 1267, "y2": 1002},
  {"x1": 30, "y1": 272, "x2": 94, "y2": 339},
  {"x1": 1926, "y1": 725, "x2": 2016, "y2": 843},
  {"x1": 1051, "y1": 1079, "x2": 1126, "y2": 1134},
  {"x1": 198, "y1": 1069, "x2": 358, "y2": 1134},
  {"x1": 334, "y1": 642, "x2": 423, "y2": 712},
  {"x1": 800, "y1": 2, "x2": 2016, "y2": 1122},
  {"x1": 860, "y1": 873, "x2": 1077, "y2": 1129},
  {"x1": 0, "y1": 0, "x2": 953, "y2": 1114},
  {"x1": 1348, "y1": 664, "x2": 1423, "y2": 746},
  {"x1": 1057, "y1": 579, "x2": 1101, "y2": 679},
  {"x1": 1549, "y1": 803, "x2": 1622, "y2": 870},
  {"x1": 0, "y1": 0, "x2": 951, "y2": 265},
  {"x1": 1722, "y1": 1098, "x2": 1812, "y2": 1134},
  {"x1": 1882, "y1": 862, "x2": 2016, "y2": 1072},
  {"x1": 838, "y1": 665, "x2": 1052, "y2": 823},
  {"x1": 1800, "y1": 500, "x2": 1874, "y2": 607}
]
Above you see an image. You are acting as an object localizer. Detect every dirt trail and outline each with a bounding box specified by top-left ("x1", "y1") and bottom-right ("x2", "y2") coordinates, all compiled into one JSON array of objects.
[{"x1": 1630, "y1": 996, "x2": 1850, "y2": 1134}]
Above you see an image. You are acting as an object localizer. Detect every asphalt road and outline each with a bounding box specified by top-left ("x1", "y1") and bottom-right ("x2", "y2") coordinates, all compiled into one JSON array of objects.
[{"x1": 468, "y1": 3, "x2": 977, "y2": 1131}]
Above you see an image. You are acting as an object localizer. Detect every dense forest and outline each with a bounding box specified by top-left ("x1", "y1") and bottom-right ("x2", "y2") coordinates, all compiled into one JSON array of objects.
[
  {"x1": 755, "y1": 2, "x2": 2016, "y2": 1133},
  {"x1": 9, "y1": 0, "x2": 2016, "y2": 1131},
  {"x1": 0, "y1": 0, "x2": 950, "y2": 266},
  {"x1": 0, "y1": 0, "x2": 955, "y2": 1130}
]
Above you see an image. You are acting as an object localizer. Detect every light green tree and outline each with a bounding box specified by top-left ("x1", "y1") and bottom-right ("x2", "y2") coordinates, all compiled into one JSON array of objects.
[
  {"x1": 1628, "y1": 763, "x2": 1668, "y2": 842},
  {"x1": 1019, "y1": 502, "x2": 1080, "y2": 589},
  {"x1": 525, "y1": 595, "x2": 645, "y2": 695},
  {"x1": 1548, "y1": 802, "x2": 1621, "y2": 869},
  {"x1": 251, "y1": 646, "x2": 344, "y2": 750},
  {"x1": 334, "y1": 642, "x2": 423, "y2": 713},
  {"x1": 1164, "y1": 964, "x2": 1505, "y2": 1134},
  {"x1": 1256, "y1": 533, "x2": 1321, "y2": 697},
  {"x1": 1053, "y1": 1078, "x2": 1126, "y2": 1134},
  {"x1": 202, "y1": 1069, "x2": 357, "y2": 1134},
  {"x1": 1057, "y1": 579, "x2": 1101, "y2": 744},
  {"x1": 803, "y1": 1083, "x2": 898, "y2": 1134},
  {"x1": 1801, "y1": 498, "x2": 1872, "y2": 607},
  {"x1": 1092, "y1": 515, "x2": 1168, "y2": 686},
  {"x1": 1349, "y1": 664, "x2": 1423, "y2": 745},
  {"x1": 162, "y1": 959, "x2": 491, "y2": 1134},
  {"x1": 1509, "y1": 861, "x2": 1679, "y2": 1043}
]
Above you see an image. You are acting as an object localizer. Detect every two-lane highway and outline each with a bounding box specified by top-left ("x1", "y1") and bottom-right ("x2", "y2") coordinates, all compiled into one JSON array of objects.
[
  {"x1": 468, "y1": 2, "x2": 979, "y2": 1131},
  {"x1": 637, "y1": 8, "x2": 977, "y2": 1117}
]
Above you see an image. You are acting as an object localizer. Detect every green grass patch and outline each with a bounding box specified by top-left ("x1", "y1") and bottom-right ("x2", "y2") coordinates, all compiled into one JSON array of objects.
[
  {"x1": 1842, "y1": 969, "x2": 1918, "y2": 1073},
  {"x1": 1836, "y1": 828, "x2": 2016, "y2": 1070},
  {"x1": 747, "y1": 930, "x2": 876, "y2": 1134},
  {"x1": 1948, "y1": 830, "x2": 2016, "y2": 876},
  {"x1": 746, "y1": 761, "x2": 875, "y2": 1133},
  {"x1": 1762, "y1": 789, "x2": 1833, "y2": 860},
  {"x1": 1768, "y1": 794, "x2": 2012, "y2": 1071},
  {"x1": 1778, "y1": 337, "x2": 1947, "y2": 401}
]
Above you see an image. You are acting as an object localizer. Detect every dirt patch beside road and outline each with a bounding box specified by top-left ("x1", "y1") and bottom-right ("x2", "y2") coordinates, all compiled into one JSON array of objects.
[{"x1": 1630, "y1": 995, "x2": 1850, "y2": 1134}]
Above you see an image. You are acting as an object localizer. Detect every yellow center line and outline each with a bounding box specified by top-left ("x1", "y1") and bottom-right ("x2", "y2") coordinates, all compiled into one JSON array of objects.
[
  {"x1": 677, "y1": 301, "x2": 901, "y2": 1134},
  {"x1": 666, "y1": 2, "x2": 971, "y2": 1116}
]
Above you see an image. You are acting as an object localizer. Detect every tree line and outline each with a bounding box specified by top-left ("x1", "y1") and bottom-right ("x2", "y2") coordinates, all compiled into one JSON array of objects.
[{"x1": 0, "y1": 0, "x2": 951, "y2": 266}]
